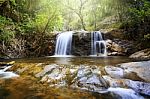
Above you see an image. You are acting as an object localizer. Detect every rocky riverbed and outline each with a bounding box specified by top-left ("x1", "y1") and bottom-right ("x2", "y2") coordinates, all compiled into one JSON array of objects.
[{"x1": 0, "y1": 59, "x2": 149, "y2": 99}]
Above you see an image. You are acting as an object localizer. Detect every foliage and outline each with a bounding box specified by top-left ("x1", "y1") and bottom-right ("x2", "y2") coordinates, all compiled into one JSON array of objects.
[
  {"x1": 120, "y1": 0, "x2": 150, "y2": 49},
  {"x1": 0, "y1": 15, "x2": 15, "y2": 43},
  {"x1": 0, "y1": 0, "x2": 150, "y2": 49}
]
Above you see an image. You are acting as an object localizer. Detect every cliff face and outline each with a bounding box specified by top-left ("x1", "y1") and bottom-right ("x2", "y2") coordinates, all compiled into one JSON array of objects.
[
  {"x1": 72, "y1": 32, "x2": 91, "y2": 56},
  {"x1": 71, "y1": 31, "x2": 134, "y2": 56}
]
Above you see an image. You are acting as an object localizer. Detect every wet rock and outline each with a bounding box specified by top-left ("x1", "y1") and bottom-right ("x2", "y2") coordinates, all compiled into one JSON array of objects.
[
  {"x1": 77, "y1": 74, "x2": 106, "y2": 91},
  {"x1": 105, "y1": 61, "x2": 150, "y2": 82},
  {"x1": 103, "y1": 76, "x2": 126, "y2": 87},
  {"x1": 123, "y1": 71, "x2": 144, "y2": 81},
  {"x1": 35, "y1": 64, "x2": 59, "y2": 77},
  {"x1": 17, "y1": 67, "x2": 28, "y2": 73},
  {"x1": 104, "y1": 66, "x2": 124, "y2": 78},
  {"x1": 103, "y1": 76, "x2": 150, "y2": 96},
  {"x1": 36, "y1": 64, "x2": 109, "y2": 92},
  {"x1": 129, "y1": 48, "x2": 150, "y2": 60},
  {"x1": 120, "y1": 61, "x2": 150, "y2": 82},
  {"x1": 77, "y1": 67, "x2": 92, "y2": 78},
  {"x1": 76, "y1": 67, "x2": 108, "y2": 92},
  {"x1": 126, "y1": 80, "x2": 150, "y2": 96},
  {"x1": 104, "y1": 66, "x2": 143, "y2": 81},
  {"x1": 108, "y1": 52, "x2": 125, "y2": 56},
  {"x1": 111, "y1": 42, "x2": 124, "y2": 52}
]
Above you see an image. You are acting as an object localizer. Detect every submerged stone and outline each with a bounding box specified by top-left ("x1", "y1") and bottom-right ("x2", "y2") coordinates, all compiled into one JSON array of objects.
[{"x1": 35, "y1": 64, "x2": 59, "y2": 77}]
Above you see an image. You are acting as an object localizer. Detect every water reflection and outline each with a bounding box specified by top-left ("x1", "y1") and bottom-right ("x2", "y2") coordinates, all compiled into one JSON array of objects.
[
  {"x1": 11, "y1": 56, "x2": 134, "y2": 66},
  {"x1": 55, "y1": 57, "x2": 72, "y2": 64}
]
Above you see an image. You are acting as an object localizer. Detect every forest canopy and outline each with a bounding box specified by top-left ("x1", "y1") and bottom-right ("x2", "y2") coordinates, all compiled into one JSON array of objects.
[{"x1": 0, "y1": 0, "x2": 150, "y2": 47}]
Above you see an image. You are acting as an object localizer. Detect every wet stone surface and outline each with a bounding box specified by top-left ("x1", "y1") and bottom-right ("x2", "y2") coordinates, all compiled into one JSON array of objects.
[
  {"x1": 36, "y1": 64, "x2": 109, "y2": 91},
  {"x1": 104, "y1": 61, "x2": 150, "y2": 82}
]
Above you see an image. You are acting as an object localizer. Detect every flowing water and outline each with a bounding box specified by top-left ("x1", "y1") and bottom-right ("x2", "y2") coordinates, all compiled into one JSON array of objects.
[
  {"x1": 0, "y1": 64, "x2": 19, "y2": 79},
  {"x1": 55, "y1": 31, "x2": 107, "y2": 56},
  {"x1": 107, "y1": 87, "x2": 144, "y2": 99},
  {"x1": 55, "y1": 31, "x2": 73, "y2": 55},
  {"x1": 91, "y1": 31, "x2": 107, "y2": 56}
]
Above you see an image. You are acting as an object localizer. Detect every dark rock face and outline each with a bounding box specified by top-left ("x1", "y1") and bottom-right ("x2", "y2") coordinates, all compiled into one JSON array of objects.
[
  {"x1": 71, "y1": 32, "x2": 135, "y2": 56},
  {"x1": 71, "y1": 31, "x2": 107, "y2": 56},
  {"x1": 0, "y1": 31, "x2": 136, "y2": 57},
  {"x1": 72, "y1": 32, "x2": 91, "y2": 56}
]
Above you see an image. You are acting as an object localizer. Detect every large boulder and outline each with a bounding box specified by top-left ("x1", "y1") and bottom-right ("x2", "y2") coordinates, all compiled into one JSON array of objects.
[
  {"x1": 104, "y1": 61, "x2": 150, "y2": 82},
  {"x1": 120, "y1": 61, "x2": 150, "y2": 82},
  {"x1": 104, "y1": 66, "x2": 124, "y2": 78},
  {"x1": 129, "y1": 48, "x2": 150, "y2": 60}
]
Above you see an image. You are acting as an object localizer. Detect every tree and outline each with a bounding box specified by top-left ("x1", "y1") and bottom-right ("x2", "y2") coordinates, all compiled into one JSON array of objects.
[{"x1": 63, "y1": 0, "x2": 88, "y2": 30}]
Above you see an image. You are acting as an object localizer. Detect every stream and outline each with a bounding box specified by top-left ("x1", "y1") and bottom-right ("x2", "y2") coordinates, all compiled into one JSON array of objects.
[
  {"x1": 0, "y1": 56, "x2": 149, "y2": 99},
  {"x1": 10, "y1": 56, "x2": 133, "y2": 66}
]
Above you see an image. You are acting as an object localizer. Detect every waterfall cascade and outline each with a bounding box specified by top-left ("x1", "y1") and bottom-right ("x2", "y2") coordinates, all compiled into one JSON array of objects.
[
  {"x1": 54, "y1": 31, "x2": 107, "y2": 56},
  {"x1": 55, "y1": 31, "x2": 73, "y2": 55},
  {"x1": 91, "y1": 31, "x2": 107, "y2": 56}
]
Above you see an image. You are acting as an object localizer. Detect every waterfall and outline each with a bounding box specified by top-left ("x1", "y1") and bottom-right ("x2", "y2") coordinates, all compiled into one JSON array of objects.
[
  {"x1": 55, "y1": 31, "x2": 73, "y2": 55},
  {"x1": 91, "y1": 31, "x2": 107, "y2": 56}
]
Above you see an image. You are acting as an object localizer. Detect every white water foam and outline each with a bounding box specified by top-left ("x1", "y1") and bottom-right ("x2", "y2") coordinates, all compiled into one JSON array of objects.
[
  {"x1": 108, "y1": 87, "x2": 144, "y2": 99},
  {"x1": 0, "y1": 65, "x2": 19, "y2": 79},
  {"x1": 91, "y1": 31, "x2": 107, "y2": 56},
  {"x1": 55, "y1": 31, "x2": 73, "y2": 55}
]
